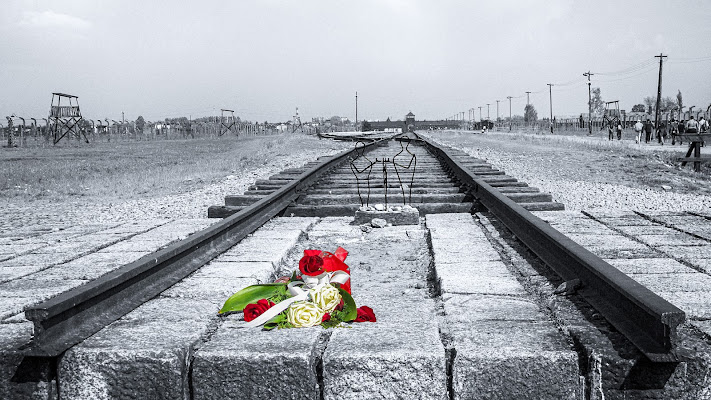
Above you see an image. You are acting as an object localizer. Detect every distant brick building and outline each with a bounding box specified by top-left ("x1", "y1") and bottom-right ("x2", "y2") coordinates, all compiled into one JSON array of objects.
[{"x1": 362, "y1": 111, "x2": 461, "y2": 132}]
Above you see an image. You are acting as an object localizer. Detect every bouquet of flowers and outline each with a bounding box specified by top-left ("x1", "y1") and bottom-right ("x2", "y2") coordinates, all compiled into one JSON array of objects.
[{"x1": 219, "y1": 247, "x2": 376, "y2": 329}]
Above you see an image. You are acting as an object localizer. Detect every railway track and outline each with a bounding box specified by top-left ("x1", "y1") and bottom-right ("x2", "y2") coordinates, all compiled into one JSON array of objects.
[{"x1": 9, "y1": 132, "x2": 695, "y2": 398}]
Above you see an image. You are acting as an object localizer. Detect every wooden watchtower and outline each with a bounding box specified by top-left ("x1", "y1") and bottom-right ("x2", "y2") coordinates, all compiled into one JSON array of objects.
[
  {"x1": 49, "y1": 93, "x2": 87, "y2": 144},
  {"x1": 219, "y1": 109, "x2": 237, "y2": 136}
]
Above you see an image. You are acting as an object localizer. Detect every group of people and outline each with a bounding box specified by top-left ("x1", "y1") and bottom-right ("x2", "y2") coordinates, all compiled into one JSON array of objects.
[{"x1": 626, "y1": 115, "x2": 709, "y2": 145}]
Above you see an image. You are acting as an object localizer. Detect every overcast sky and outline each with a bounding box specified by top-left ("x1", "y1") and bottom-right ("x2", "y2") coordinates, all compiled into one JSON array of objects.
[{"x1": 1, "y1": 0, "x2": 710, "y2": 123}]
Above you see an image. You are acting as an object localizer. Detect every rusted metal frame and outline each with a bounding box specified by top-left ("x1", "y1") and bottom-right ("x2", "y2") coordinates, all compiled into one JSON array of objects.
[
  {"x1": 417, "y1": 135, "x2": 684, "y2": 362},
  {"x1": 23, "y1": 138, "x2": 385, "y2": 357}
]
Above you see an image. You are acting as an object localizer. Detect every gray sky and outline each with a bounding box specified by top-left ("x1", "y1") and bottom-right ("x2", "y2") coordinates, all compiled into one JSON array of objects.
[{"x1": 1, "y1": 0, "x2": 710, "y2": 123}]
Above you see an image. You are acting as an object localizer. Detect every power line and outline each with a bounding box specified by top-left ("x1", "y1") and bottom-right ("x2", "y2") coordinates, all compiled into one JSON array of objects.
[{"x1": 593, "y1": 59, "x2": 657, "y2": 76}]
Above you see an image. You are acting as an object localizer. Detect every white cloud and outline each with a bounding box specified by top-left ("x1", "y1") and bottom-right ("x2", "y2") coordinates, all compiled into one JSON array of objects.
[{"x1": 18, "y1": 10, "x2": 91, "y2": 31}]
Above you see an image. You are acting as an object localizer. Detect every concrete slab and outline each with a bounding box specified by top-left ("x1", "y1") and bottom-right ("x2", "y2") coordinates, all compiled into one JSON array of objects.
[
  {"x1": 656, "y1": 292, "x2": 711, "y2": 319},
  {"x1": 192, "y1": 319, "x2": 324, "y2": 400},
  {"x1": 566, "y1": 234, "x2": 647, "y2": 249},
  {"x1": 453, "y1": 344, "x2": 581, "y2": 400},
  {"x1": 0, "y1": 252, "x2": 69, "y2": 268},
  {"x1": 430, "y1": 240, "x2": 501, "y2": 263},
  {"x1": 160, "y1": 276, "x2": 259, "y2": 303},
  {"x1": 588, "y1": 246, "x2": 662, "y2": 259},
  {"x1": 218, "y1": 236, "x2": 302, "y2": 263},
  {"x1": 635, "y1": 233, "x2": 707, "y2": 247},
  {"x1": 97, "y1": 239, "x2": 169, "y2": 253},
  {"x1": 658, "y1": 245, "x2": 711, "y2": 260},
  {"x1": 603, "y1": 258, "x2": 695, "y2": 275},
  {"x1": 440, "y1": 269, "x2": 526, "y2": 296},
  {"x1": 629, "y1": 273, "x2": 711, "y2": 293},
  {"x1": 442, "y1": 293, "x2": 544, "y2": 322},
  {"x1": 0, "y1": 277, "x2": 88, "y2": 319},
  {"x1": 59, "y1": 318, "x2": 211, "y2": 400},
  {"x1": 35, "y1": 251, "x2": 148, "y2": 281},
  {"x1": 0, "y1": 264, "x2": 46, "y2": 283},
  {"x1": 684, "y1": 257, "x2": 711, "y2": 273},
  {"x1": 323, "y1": 324, "x2": 447, "y2": 400},
  {"x1": 615, "y1": 225, "x2": 681, "y2": 236},
  {"x1": 190, "y1": 261, "x2": 275, "y2": 284}
]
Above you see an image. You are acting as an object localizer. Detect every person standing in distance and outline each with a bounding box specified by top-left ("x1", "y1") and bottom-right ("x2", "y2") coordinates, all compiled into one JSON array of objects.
[
  {"x1": 634, "y1": 119, "x2": 644, "y2": 143},
  {"x1": 643, "y1": 119, "x2": 654, "y2": 143},
  {"x1": 686, "y1": 115, "x2": 699, "y2": 134}
]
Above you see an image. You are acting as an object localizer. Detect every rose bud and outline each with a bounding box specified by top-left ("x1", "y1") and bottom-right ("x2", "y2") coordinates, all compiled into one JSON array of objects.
[
  {"x1": 354, "y1": 306, "x2": 376, "y2": 323},
  {"x1": 322, "y1": 313, "x2": 331, "y2": 323},
  {"x1": 334, "y1": 298, "x2": 345, "y2": 312}
]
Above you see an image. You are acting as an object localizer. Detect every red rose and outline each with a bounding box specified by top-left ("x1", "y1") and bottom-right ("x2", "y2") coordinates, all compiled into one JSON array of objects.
[
  {"x1": 334, "y1": 298, "x2": 344, "y2": 312},
  {"x1": 354, "y1": 306, "x2": 376, "y2": 323},
  {"x1": 322, "y1": 313, "x2": 331, "y2": 323},
  {"x1": 243, "y1": 299, "x2": 275, "y2": 322},
  {"x1": 299, "y1": 250, "x2": 325, "y2": 276}
]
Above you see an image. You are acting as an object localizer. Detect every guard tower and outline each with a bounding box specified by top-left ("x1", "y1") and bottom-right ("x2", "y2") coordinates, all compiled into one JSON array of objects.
[
  {"x1": 405, "y1": 111, "x2": 415, "y2": 132},
  {"x1": 292, "y1": 107, "x2": 303, "y2": 133},
  {"x1": 219, "y1": 109, "x2": 237, "y2": 136},
  {"x1": 601, "y1": 101, "x2": 621, "y2": 130},
  {"x1": 49, "y1": 93, "x2": 87, "y2": 144}
]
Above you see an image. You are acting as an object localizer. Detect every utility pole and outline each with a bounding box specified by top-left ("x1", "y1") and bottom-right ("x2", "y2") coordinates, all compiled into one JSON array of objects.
[
  {"x1": 547, "y1": 84, "x2": 554, "y2": 134},
  {"x1": 486, "y1": 103, "x2": 490, "y2": 120},
  {"x1": 507, "y1": 96, "x2": 512, "y2": 131},
  {"x1": 496, "y1": 100, "x2": 500, "y2": 122},
  {"x1": 654, "y1": 53, "x2": 667, "y2": 132},
  {"x1": 478, "y1": 106, "x2": 482, "y2": 122},
  {"x1": 583, "y1": 71, "x2": 594, "y2": 135},
  {"x1": 525, "y1": 91, "x2": 531, "y2": 105},
  {"x1": 355, "y1": 91, "x2": 358, "y2": 130}
]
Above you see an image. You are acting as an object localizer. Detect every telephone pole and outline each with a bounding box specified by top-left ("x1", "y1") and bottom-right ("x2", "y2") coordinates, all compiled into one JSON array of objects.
[
  {"x1": 654, "y1": 53, "x2": 667, "y2": 132},
  {"x1": 355, "y1": 91, "x2": 358, "y2": 130},
  {"x1": 507, "y1": 96, "x2": 512, "y2": 131},
  {"x1": 583, "y1": 71, "x2": 594, "y2": 135},
  {"x1": 486, "y1": 103, "x2": 490, "y2": 120},
  {"x1": 478, "y1": 106, "x2": 482, "y2": 122},
  {"x1": 525, "y1": 91, "x2": 531, "y2": 105},
  {"x1": 496, "y1": 100, "x2": 500, "y2": 122},
  {"x1": 547, "y1": 84, "x2": 554, "y2": 134}
]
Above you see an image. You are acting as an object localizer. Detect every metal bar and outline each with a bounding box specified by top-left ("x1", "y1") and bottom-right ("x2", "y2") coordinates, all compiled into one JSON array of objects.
[
  {"x1": 416, "y1": 135, "x2": 685, "y2": 362},
  {"x1": 23, "y1": 138, "x2": 385, "y2": 357}
]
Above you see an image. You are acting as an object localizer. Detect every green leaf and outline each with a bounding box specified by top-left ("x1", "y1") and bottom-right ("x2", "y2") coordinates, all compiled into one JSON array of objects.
[
  {"x1": 219, "y1": 283, "x2": 287, "y2": 314},
  {"x1": 263, "y1": 313, "x2": 287, "y2": 330},
  {"x1": 338, "y1": 288, "x2": 357, "y2": 322}
]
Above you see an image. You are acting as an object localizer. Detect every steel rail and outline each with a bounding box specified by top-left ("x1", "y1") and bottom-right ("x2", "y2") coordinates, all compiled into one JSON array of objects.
[
  {"x1": 22, "y1": 138, "x2": 386, "y2": 357},
  {"x1": 417, "y1": 134, "x2": 685, "y2": 362}
]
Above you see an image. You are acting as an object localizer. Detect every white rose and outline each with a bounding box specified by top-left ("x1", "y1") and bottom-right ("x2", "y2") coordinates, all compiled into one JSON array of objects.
[
  {"x1": 287, "y1": 301, "x2": 324, "y2": 328},
  {"x1": 310, "y1": 284, "x2": 342, "y2": 313}
]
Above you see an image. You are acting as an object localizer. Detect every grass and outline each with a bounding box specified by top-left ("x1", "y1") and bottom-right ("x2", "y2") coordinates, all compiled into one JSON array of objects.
[{"x1": 0, "y1": 133, "x2": 345, "y2": 202}]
